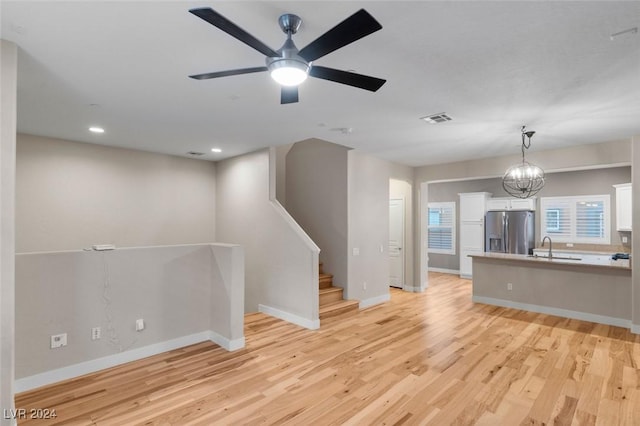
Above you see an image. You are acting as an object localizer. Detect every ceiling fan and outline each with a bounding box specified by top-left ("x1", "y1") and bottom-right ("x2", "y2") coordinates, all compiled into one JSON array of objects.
[{"x1": 188, "y1": 7, "x2": 387, "y2": 104}]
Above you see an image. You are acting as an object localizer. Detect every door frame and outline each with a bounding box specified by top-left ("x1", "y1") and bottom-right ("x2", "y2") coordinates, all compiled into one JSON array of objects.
[{"x1": 389, "y1": 197, "x2": 405, "y2": 288}]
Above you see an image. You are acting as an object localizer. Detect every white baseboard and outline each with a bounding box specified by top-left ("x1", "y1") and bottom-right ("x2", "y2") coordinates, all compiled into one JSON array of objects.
[
  {"x1": 15, "y1": 331, "x2": 208, "y2": 393},
  {"x1": 428, "y1": 267, "x2": 460, "y2": 275},
  {"x1": 359, "y1": 293, "x2": 391, "y2": 309},
  {"x1": 210, "y1": 330, "x2": 245, "y2": 352},
  {"x1": 631, "y1": 324, "x2": 640, "y2": 335},
  {"x1": 402, "y1": 285, "x2": 423, "y2": 293},
  {"x1": 472, "y1": 295, "x2": 631, "y2": 329},
  {"x1": 15, "y1": 329, "x2": 245, "y2": 393},
  {"x1": 259, "y1": 304, "x2": 320, "y2": 330}
]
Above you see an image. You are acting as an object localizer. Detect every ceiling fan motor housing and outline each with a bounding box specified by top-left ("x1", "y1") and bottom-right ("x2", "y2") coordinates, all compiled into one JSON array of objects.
[{"x1": 278, "y1": 14, "x2": 302, "y2": 35}]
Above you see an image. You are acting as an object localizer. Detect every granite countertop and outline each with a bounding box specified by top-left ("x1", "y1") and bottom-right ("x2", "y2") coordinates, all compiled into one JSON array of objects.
[{"x1": 469, "y1": 252, "x2": 631, "y2": 271}]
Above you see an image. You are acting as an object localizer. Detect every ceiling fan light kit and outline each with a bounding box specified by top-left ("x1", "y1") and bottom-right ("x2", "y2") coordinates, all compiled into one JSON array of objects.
[
  {"x1": 502, "y1": 126, "x2": 545, "y2": 199},
  {"x1": 188, "y1": 7, "x2": 386, "y2": 104},
  {"x1": 265, "y1": 31, "x2": 310, "y2": 87}
]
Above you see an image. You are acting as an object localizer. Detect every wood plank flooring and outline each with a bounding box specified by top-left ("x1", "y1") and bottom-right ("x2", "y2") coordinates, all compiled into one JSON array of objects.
[{"x1": 15, "y1": 272, "x2": 640, "y2": 425}]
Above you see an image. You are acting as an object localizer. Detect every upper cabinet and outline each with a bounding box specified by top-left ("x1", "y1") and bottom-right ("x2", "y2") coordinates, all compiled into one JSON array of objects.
[
  {"x1": 459, "y1": 192, "x2": 492, "y2": 222},
  {"x1": 614, "y1": 183, "x2": 632, "y2": 231},
  {"x1": 487, "y1": 197, "x2": 536, "y2": 211}
]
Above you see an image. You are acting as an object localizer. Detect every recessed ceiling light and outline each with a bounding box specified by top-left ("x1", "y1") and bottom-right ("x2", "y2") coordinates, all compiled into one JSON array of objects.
[
  {"x1": 211, "y1": 148, "x2": 222, "y2": 153},
  {"x1": 89, "y1": 127, "x2": 105, "y2": 133}
]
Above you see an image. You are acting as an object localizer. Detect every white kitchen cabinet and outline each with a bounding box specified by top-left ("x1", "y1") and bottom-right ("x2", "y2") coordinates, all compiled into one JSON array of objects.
[
  {"x1": 614, "y1": 183, "x2": 632, "y2": 231},
  {"x1": 487, "y1": 197, "x2": 536, "y2": 211},
  {"x1": 509, "y1": 198, "x2": 536, "y2": 211},
  {"x1": 458, "y1": 192, "x2": 491, "y2": 278},
  {"x1": 487, "y1": 198, "x2": 510, "y2": 211},
  {"x1": 459, "y1": 192, "x2": 491, "y2": 222}
]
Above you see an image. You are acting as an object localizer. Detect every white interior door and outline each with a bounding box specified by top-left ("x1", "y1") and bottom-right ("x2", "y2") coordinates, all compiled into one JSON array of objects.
[{"x1": 389, "y1": 198, "x2": 405, "y2": 288}]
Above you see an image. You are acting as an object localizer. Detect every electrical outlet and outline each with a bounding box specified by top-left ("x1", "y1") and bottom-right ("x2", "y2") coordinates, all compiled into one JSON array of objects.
[
  {"x1": 135, "y1": 319, "x2": 145, "y2": 332},
  {"x1": 363, "y1": 282, "x2": 367, "y2": 290},
  {"x1": 50, "y1": 333, "x2": 67, "y2": 349},
  {"x1": 507, "y1": 283, "x2": 513, "y2": 291},
  {"x1": 91, "y1": 327, "x2": 101, "y2": 340},
  {"x1": 622, "y1": 236, "x2": 628, "y2": 243}
]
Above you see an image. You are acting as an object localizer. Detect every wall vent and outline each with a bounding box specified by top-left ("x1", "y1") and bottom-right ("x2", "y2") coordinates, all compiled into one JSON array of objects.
[
  {"x1": 187, "y1": 151, "x2": 205, "y2": 156},
  {"x1": 420, "y1": 113, "x2": 452, "y2": 124}
]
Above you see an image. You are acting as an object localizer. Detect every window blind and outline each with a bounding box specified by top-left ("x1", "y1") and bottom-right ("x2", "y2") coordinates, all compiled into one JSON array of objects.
[
  {"x1": 540, "y1": 195, "x2": 610, "y2": 244},
  {"x1": 428, "y1": 202, "x2": 456, "y2": 254}
]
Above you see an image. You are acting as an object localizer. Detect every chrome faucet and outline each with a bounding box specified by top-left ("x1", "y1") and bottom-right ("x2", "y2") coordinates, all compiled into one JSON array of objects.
[{"x1": 541, "y1": 236, "x2": 553, "y2": 258}]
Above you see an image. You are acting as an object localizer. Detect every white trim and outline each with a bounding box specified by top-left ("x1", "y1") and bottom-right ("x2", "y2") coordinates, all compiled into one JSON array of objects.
[
  {"x1": 259, "y1": 304, "x2": 320, "y2": 330},
  {"x1": 420, "y1": 181, "x2": 429, "y2": 293},
  {"x1": 15, "y1": 331, "x2": 218, "y2": 393},
  {"x1": 459, "y1": 273, "x2": 472, "y2": 279},
  {"x1": 403, "y1": 285, "x2": 424, "y2": 293},
  {"x1": 472, "y1": 295, "x2": 631, "y2": 329},
  {"x1": 209, "y1": 330, "x2": 245, "y2": 352},
  {"x1": 428, "y1": 267, "x2": 460, "y2": 275},
  {"x1": 631, "y1": 324, "x2": 640, "y2": 335},
  {"x1": 359, "y1": 293, "x2": 391, "y2": 309}
]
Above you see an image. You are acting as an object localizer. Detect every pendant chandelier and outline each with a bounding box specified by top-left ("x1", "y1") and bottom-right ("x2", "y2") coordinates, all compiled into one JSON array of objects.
[{"x1": 502, "y1": 126, "x2": 545, "y2": 198}]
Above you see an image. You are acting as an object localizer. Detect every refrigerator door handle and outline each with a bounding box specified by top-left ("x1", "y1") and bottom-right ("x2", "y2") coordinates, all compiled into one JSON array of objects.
[{"x1": 504, "y1": 213, "x2": 509, "y2": 253}]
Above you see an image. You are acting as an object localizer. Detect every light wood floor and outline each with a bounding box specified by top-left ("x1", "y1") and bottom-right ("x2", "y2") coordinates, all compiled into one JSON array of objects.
[{"x1": 16, "y1": 273, "x2": 640, "y2": 425}]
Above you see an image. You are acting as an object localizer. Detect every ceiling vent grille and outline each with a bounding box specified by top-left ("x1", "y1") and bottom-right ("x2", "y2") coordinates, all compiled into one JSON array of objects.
[
  {"x1": 187, "y1": 151, "x2": 205, "y2": 156},
  {"x1": 420, "y1": 113, "x2": 452, "y2": 124}
]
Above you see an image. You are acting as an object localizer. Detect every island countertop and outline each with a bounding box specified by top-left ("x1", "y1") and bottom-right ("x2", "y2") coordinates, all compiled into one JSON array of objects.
[{"x1": 469, "y1": 251, "x2": 631, "y2": 271}]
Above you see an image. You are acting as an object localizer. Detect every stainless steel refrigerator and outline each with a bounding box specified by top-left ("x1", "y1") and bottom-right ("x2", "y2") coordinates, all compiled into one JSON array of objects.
[{"x1": 485, "y1": 210, "x2": 535, "y2": 254}]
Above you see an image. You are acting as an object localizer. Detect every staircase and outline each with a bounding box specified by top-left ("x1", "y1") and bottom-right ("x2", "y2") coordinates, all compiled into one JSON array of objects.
[{"x1": 319, "y1": 263, "x2": 359, "y2": 321}]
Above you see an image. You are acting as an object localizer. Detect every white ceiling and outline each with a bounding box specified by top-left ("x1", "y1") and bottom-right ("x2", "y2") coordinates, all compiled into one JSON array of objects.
[{"x1": 2, "y1": 1, "x2": 639, "y2": 167}]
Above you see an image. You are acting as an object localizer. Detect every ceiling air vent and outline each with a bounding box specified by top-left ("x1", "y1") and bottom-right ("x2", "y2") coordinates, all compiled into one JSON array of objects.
[
  {"x1": 187, "y1": 151, "x2": 205, "y2": 156},
  {"x1": 420, "y1": 113, "x2": 452, "y2": 124}
]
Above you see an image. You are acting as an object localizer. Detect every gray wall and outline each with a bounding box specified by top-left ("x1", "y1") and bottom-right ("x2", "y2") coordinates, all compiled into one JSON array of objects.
[
  {"x1": 285, "y1": 139, "x2": 349, "y2": 288},
  {"x1": 632, "y1": 137, "x2": 640, "y2": 333},
  {"x1": 216, "y1": 149, "x2": 319, "y2": 324},
  {"x1": 275, "y1": 143, "x2": 294, "y2": 206},
  {"x1": 347, "y1": 151, "x2": 390, "y2": 304},
  {"x1": 16, "y1": 134, "x2": 217, "y2": 253},
  {"x1": 473, "y1": 258, "x2": 631, "y2": 323},
  {"x1": 1, "y1": 39, "x2": 17, "y2": 421},
  {"x1": 15, "y1": 244, "x2": 244, "y2": 390},
  {"x1": 416, "y1": 140, "x2": 631, "y2": 183},
  {"x1": 428, "y1": 166, "x2": 631, "y2": 271},
  {"x1": 428, "y1": 178, "x2": 499, "y2": 271}
]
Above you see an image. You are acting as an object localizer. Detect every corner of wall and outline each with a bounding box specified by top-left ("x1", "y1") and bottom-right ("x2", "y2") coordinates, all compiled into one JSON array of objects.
[{"x1": 1, "y1": 38, "x2": 18, "y2": 419}]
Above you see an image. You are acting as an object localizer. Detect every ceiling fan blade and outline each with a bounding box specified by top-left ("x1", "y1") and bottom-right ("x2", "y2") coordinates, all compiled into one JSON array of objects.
[
  {"x1": 189, "y1": 8, "x2": 279, "y2": 58},
  {"x1": 281, "y1": 86, "x2": 299, "y2": 104},
  {"x1": 309, "y1": 66, "x2": 386, "y2": 92},
  {"x1": 189, "y1": 66, "x2": 268, "y2": 80},
  {"x1": 298, "y1": 9, "x2": 382, "y2": 62}
]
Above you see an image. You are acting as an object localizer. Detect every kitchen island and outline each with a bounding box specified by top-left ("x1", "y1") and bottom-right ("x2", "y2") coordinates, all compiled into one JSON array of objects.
[{"x1": 470, "y1": 252, "x2": 632, "y2": 329}]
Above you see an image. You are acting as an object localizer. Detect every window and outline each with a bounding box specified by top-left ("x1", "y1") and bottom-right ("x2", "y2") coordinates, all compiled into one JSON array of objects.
[
  {"x1": 427, "y1": 202, "x2": 455, "y2": 254},
  {"x1": 540, "y1": 195, "x2": 610, "y2": 244}
]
